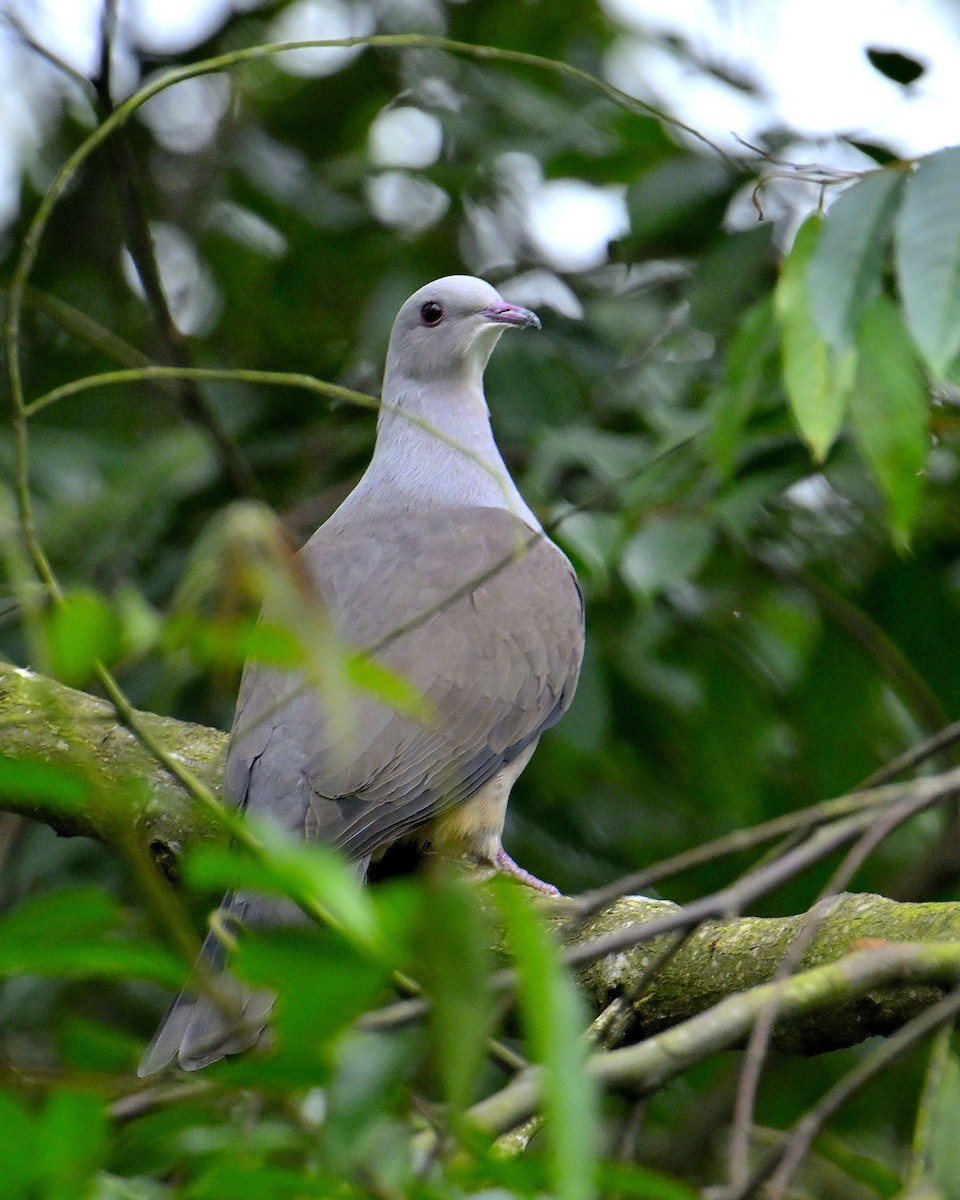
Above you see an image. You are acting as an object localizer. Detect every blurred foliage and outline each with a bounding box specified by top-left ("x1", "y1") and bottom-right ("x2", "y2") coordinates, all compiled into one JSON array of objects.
[{"x1": 3, "y1": 0, "x2": 960, "y2": 1195}]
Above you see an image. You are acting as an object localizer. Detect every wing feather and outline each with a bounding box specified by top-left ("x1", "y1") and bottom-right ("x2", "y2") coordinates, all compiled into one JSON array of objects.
[{"x1": 224, "y1": 506, "x2": 583, "y2": 860}]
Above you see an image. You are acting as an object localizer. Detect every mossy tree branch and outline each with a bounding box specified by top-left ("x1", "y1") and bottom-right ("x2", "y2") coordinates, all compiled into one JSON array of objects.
[
  {"x1": 0, "y1": 660, "x2": 225, "y2": 872},
  {"x1": 4, "y1": 659, "x2": 960, "y2": 1061},
  {"x1": 469, "y1": 941, "x2": 960, "y2": 1138}
]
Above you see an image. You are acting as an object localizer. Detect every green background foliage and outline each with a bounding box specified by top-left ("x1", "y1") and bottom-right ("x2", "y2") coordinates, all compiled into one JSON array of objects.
[{"x1": 3, "y1": 0, "x2": 960, "y2": 1195}]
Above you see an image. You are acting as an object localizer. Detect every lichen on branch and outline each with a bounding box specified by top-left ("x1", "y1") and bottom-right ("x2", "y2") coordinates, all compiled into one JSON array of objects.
[{"x1": 4, "y1": 658, "x2": 960, "y2": 1063}]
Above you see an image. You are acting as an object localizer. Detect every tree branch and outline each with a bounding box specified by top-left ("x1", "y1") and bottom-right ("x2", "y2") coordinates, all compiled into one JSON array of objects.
[
  {"x1": 5, "y1": 660, "x2": 960, "y2": 1060},
  {"x1": 0, "y1": 660, "x2": 225, "y2": 873},
  {"x1": 467, "y1": 940, "x2": 960, "y2": 1138},
  {"x1": 572, "y1": 893, "x2": 960, "y2": 1053}
]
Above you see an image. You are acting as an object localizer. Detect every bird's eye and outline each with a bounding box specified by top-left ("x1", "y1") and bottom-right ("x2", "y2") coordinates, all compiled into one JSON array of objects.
[{"x1": 419, "y1": 301, "x2": 444, "y2": 327}]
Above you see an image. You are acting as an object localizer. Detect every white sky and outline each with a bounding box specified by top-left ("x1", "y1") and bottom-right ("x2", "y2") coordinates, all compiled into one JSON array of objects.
[
  {"x1": 602, "y1": 0, "x2": 960, "y2": 156},
  {"x1": 3, "y1": 0, "x2": 960, "y2": 268}
]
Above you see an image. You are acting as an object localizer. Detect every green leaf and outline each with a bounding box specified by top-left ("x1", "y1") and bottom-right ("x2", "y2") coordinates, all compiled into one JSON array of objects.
[
  {"x1": 553, "y1": 511, "x2": 621, "y2": 589},
  {"x1": 236, "y1": 930, "x2": 391, "y2": 1062},
  {"x1": 92, "y1": 1175, "x2": 172, "y2": 1200},
  {"x1": 0, "y1": 889, "x2": 182, "y2": 983},
  {"x1": 598, "y1": 1160, "x2": 701, "y2": 1199},
  {"x1": 709, "y1": 296, "x2": 779, "y2": 476},
  {"x1": 812, "y1": 1132, "x2": 900, "y2": 1198},
  {"x1": 496, "y1": 883, "x2": 598, "y2": 1200},
  {"x1": 0, "y1": 755, "x2": 87, "y2": 810},
  {"x1": 620, "y1": 515, "x2": 714, "y2": 599},
  {"x1": 60, "y1": 1017, "x2": 143, "y2": 1072},
  {"x1": 0, "y1": 887, "x2": 118, "y2": 944},
  {"x1": 45, "y1": 588, "x2": 122, "y2": 685},
  {"x1": 416, "y1": 874, "x2": 494, "y2": 1114},
  {"x1": 185, "y1": 824, "x2": 382, "y2": 957},
  {"x1": 110, "y1": 1100, "x2": 225, "y2": 1179},
  {"x1": 112, "y1": 585, "x2": 163, "y2": 661},
  {"x1": 0, "y1": 1091, "x2": 37, "y2": 1199},
  {"x1": 167, "y1": 612, "x2": 302, "y2": 671},
  {"x1": 866, "y1": 46, "x2": 926, "y2": 85},
  {"x1": 345, "y1": 651, "x2": 430, "y2": 721},
  {"x1": 241, "y1": 621, "x2": 303, "y2": 666},
  {"x1": 325, "y1": 1029, "x2": 420, "y2": 1168},
  {"x1": 896, "y1": 145, "x2": 960, "y2": 377},
  {"x1": 0, "y1": 1091, "x2": 109, "y2": 1200},
  {"x1": 0, "y1": 940, "x2": 183, "y2": 983},
  {"x1": 627, "y1": 157, "x2": 733, "y2": 239},
  {"x1": 849, "y1": 295, "x2": 929, "y2": 547},
  {"x1": 775, "y1": 215, "x2": 855, "y2": 460},
  {"x1": 186, "y1": 1162, "x2": 318, "y2": 1200},
  {"x1": 39, "y1": 1091, "x2": 110, "y2": 1200},
  {"x1": 927, "y1": 1043, "x2": 960, "y2": 1199},
  {"x1": 808, "y1": 169, "x2": 904, "y2": 352}
]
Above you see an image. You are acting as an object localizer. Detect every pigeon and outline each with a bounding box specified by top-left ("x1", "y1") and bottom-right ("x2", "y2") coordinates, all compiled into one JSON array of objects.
[{"x1": 139, "y1": 275, "x2": 584, "y2": 1073}]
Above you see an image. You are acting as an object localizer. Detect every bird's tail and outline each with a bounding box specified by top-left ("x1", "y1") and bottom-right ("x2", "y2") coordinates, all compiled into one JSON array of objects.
[{"x1": 137, "y1": 892, "x2": 295, "y2": 1075}]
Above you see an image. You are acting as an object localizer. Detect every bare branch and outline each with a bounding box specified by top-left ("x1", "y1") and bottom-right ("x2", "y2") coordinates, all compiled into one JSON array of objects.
[
  {"x1": 733, "y1": 983, "x2": 960, "y2": 1200},
  {"x1": 468, "y1": 941, "x2": 960, "y2": 1139}
]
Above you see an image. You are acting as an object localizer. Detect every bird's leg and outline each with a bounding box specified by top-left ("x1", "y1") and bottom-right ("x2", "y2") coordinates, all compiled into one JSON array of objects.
[{"x1": 495, "y1": 847, "x2": 560, "y2": 896}]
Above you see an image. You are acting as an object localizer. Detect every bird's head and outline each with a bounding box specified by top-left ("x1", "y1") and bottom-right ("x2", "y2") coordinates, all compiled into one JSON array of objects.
[{"x1": 384, "y1": 275, "x2": 540, "y2": 385}]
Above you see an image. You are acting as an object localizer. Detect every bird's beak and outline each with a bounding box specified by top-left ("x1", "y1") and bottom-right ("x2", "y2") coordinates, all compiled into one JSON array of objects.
[{"x1": 481, "y1": 301, "x2": 541, "y2": 330}]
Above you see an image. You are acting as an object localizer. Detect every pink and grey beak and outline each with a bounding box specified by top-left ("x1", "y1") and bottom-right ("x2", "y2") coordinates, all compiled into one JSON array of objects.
[{"x1": 481, "y1": 301, "x2": 541, "y2": 330}]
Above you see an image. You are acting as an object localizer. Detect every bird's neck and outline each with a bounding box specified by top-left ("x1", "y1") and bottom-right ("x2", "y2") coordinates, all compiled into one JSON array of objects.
[{"x1": 332, "y1": 375, "x2": 540, "y2": 530}]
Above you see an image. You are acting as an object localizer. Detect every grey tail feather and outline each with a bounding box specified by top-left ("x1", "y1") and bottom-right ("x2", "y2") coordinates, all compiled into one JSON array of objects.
[{"x1": 138, "y1": 892, "x2": 295, "y2": 1076}]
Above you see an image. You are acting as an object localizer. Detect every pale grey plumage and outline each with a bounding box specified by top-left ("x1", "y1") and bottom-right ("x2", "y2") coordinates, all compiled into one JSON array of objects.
[{"x1": 139, "y1": 276, "x2": 584, "y2": 1074}]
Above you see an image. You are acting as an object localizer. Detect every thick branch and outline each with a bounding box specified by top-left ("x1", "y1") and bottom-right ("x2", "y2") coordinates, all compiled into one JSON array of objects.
[
  {"x1": 0, "y1": 660, "x2": 225, "y2": 872},
  {"x1": 571, "y1": 892, "x2": 960, "y2": 1053},
  {"x1": 5, "y1": 660, "x2": 960, "y2": 1055}
]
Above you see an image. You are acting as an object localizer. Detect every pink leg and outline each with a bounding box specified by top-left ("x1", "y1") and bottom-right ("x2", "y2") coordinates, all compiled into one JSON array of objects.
[{"x1": 495, "y1": 847, "x2": 560, "y2": 896}]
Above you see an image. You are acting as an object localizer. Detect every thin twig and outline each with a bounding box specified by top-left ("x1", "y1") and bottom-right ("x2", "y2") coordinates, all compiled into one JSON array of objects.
[
  {"x1": 858, "y1": 718, "x2": 960, "y2": 788},
  {"x1": 573, "y1": 719, "x2": 960, "y2": 927},
  {"x1": 23, "y1": 286, "x2": 154, "y2": 368},
  {"x1": 570, "y1": 792, "x2": 886, "y2": 923},
  {"x1": 87, "y1": 6, "x2": 260, "y2": 499},
  {"x1": 3, "y1": 29, "x2": 750, "y2": 499},
  {"x1": 95, "y1": 0, "x2": 118, "y2": 98},
  {"x1": 109, "y1": 1079, "x2": 212, "y2": 1121},
  {"x1": 727, "y1": 778, "x2": 958, "y2": 1187},
  {"x1": 0, "y1": 11, "x2": 94, "y2": 92},
  {"x1": 559, "y1": 801, "x2": 919, "y2": 974},
  {"x1": 466, "y1": 941, "x2": 960, "y2": 1139},
  {"x1": 734, "y1": 984, "x2": 960, "y2": 1200}
]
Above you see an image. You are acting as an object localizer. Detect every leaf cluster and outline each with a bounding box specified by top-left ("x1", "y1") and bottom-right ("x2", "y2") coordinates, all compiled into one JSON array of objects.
[{"x1": 3, "y1": 1, "x2": 960, "y2": 1196}]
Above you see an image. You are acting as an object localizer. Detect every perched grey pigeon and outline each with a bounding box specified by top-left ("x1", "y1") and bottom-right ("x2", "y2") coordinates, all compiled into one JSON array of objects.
[{"x1": 139, "y1": 275, "x2": 584, "y2": 1073}]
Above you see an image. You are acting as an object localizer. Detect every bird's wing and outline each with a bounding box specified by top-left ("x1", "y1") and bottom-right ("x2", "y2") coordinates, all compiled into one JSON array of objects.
[{"x1": 224, "y1": 506, "x2": 583, "y2": 861}]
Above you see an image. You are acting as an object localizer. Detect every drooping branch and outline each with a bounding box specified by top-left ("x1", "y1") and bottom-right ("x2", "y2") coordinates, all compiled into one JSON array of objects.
[{"x1": 5, "y1": 659, "x2": 960, "y2": 1059}]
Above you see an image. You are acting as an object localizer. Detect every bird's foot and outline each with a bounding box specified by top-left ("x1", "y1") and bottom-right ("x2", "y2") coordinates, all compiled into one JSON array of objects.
[{"x1": 495, "y1": 847, "x2": 560, "y2": 895}]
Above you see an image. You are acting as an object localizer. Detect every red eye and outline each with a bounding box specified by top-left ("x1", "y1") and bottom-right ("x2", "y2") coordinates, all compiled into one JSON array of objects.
[{"x1": 419, "y1": 301, "x2": 444, "y2": 326}]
